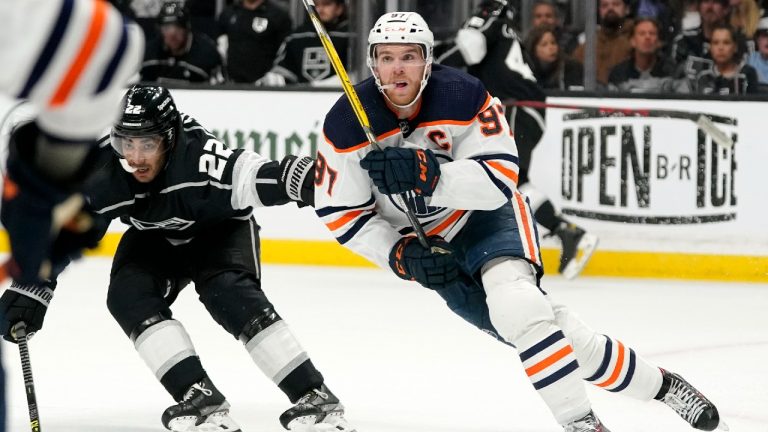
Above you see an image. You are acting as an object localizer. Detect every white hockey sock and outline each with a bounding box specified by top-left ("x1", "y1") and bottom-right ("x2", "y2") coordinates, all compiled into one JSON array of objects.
[
  {"x1": 242, "y1": 320, "x2": 309, "y2": 385},
  {"x1": 549, "y1": 297, "x2": 663, "y2": 400},
  {"x1": 482, "y1": 258, "x2": 591, "y2": 424},
  {"x1": 134, "y1": 319, "x2": 198, "y2": 380}
]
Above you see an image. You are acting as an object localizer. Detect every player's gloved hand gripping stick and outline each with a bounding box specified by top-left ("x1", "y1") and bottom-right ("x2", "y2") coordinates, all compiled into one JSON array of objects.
[{"x1": 299, "y1": 0, "x2": 448, "y2": 254}]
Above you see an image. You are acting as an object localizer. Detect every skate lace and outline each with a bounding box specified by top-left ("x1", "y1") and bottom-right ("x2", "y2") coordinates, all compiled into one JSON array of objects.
[
  {"x1": 663, "y1": 379, "x2": 706, "y2": 425},
  {"x1": 297, "y1": 388, "x2": 329, "y2": 405},
  {"x1": 183, "y1": 382, "x2": 213, "y2": 401}
]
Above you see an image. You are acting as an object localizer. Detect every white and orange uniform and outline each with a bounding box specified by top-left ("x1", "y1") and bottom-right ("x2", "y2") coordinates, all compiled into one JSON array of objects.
[
  {"x1": 315, "y1": 64, "x2": 533, "y2": 269},
  {"x1": 316, "y1": 64, "x2": 664, "y2": 425},
  {"x1": 0, "y1": 0, "x2": 143, "y2": 141}
]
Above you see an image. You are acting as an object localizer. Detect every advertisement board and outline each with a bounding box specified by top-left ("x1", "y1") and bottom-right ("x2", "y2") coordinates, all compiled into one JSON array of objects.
[{"x1": 1, "y1": 91, "x2": 765, "y2": 281}]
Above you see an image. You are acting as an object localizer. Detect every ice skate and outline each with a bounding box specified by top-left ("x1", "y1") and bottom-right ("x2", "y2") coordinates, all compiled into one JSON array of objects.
[
  {"x1": 279, "y1": 384, "x2": 356, "y2": 431},
  {"x1": 161, "y1": 377, "x2": 241, "y2": 432},
  {"x1": 658, "y1": 369, "x2": 728, "y2": 431},
  {"x1": 554, "y1": 223, "x2": 598, "y2": 279},
  {"x1": 563, "y1": 410, "x2": 610, "y2": 432}
]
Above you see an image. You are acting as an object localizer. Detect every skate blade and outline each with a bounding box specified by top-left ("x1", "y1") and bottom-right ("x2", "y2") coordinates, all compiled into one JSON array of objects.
[
  {"x1": 715, "y1": 419, "x2": 730, "y2": 431},
  {"x1": 561, "y1": 233, "x2": 599, "y2": 280}
]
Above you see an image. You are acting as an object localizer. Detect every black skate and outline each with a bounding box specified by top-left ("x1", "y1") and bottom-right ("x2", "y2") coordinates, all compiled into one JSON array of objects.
[
  {"x1": 279, "y1": 384, "x2": 356, "y2": 431},
  {"x1": 563, "y1": 410, "x2": 610, "y2": 432},
  {"x1": 554, "y1": 223, "x2": 598, "y2": 279},
  {"x1": 161, "y1": 377, "x2": 241, "y2": 432},
  {"x1": 657, "y1": 369, "x2": 728, "y2": 431}
]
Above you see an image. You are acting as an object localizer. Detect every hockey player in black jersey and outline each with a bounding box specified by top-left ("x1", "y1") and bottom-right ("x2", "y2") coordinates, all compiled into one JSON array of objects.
[
  {"x1": 437, "y1": 0, "x2": 598, "y2": 279},
  {"x1": 264, "y1": 0, "x2": 351, "y2": 86},
  {"x1": 0, "y1": 85, "x2": 356, "y2": 432}
]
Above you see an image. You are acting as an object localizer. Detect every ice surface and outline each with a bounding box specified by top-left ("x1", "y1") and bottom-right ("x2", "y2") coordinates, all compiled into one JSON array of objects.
[{"x1": 3, "y1": 258, "x2": 767, "y2": 431}]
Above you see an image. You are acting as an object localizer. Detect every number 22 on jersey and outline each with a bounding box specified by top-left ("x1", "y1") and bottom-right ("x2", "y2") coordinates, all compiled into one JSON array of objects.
[{"x1": 199, "y1": 138, "x2": 233, "y2": 180}]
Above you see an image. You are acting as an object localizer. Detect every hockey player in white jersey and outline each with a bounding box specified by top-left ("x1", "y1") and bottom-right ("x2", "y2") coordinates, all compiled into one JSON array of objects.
[
  {"x1": 0, "y1": 2, "x2": 143, "y2": 430},
  {"x1": 0, "y1": 0, "x2": 144, "y2": 284},
  {"x1": 316, "y1": 11, "x2": 726, "y2": 432}
]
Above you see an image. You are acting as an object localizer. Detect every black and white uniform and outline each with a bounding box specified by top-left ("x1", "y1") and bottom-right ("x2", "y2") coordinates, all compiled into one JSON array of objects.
[
  {"x1": 87, "y1": 115, "x2": 323, "y2": 402},
  {"x1": 271, "y1": 19, "x2": 352, "y2": 85},
  {"x1": 437, "y1": 6, "x2": 564, "y2": 232},
  {"x1": 217, "y1": 0, "x2": 292, "y2": 83},
  {"x1": 140, "y1": 32, "x2": 224, "y2": 84}
]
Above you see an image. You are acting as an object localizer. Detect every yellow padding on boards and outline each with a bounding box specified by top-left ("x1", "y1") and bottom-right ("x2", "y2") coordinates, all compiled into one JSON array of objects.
[{"x1": 1, "y1": 231, "x2": 766, "y2": 282}]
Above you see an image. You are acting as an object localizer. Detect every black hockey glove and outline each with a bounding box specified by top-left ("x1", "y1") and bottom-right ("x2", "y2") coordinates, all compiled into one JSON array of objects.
[
  {"x1": 388, "y1": 236, "x2": 460, "y2": 290},
  {"x1": 360, "y1": 147, "x2": 441, "y2": 196},
  {"x1": 0, "y1": 279, "x2": 56, "y2": 343},
  {"x1": 1, "y1": 122, "x2": 106, "y2": 284},
  {"x1": 278, "y1": 155, "x2": 315, "y2": 207}
]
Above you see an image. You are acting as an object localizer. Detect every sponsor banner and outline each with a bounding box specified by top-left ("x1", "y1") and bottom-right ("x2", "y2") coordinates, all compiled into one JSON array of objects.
[{"x1": 528, "y1": 97, "x2": 768, "y2": 255}]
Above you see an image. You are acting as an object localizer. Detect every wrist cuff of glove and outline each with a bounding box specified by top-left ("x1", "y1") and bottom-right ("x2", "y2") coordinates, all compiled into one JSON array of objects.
[
  {"x1": 280, "y1": 156, "x2": 315, "y2": 202},
  {"x1": 9, "y1": 281, "x2": 54, "y2": 307}
]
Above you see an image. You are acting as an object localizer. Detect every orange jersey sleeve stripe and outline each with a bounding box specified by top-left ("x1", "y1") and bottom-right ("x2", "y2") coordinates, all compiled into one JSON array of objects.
[
  {"x1": 325, "y1": 209, "x2": 364, "y2": 231},
  {"x1": 486, "y1": 160, "x2": 519, "y2": 185},
  {"x1": 50, "y1": 0, "x2": 108, "y2": 107},
  {"x1": 325, "y1": 128, "x2": 401, "y2": 153},
  {"x1": 525, "y1": 345, "x2": 574, "y2": 376},
  {"x1": 427, "y1": 210, "x2": 466, "y2": 237},
  {"x1": 514, "y1": 192, "x2": 538, "y2": 265},
  {"x1": 596, "y1": 341, "x2": 626, "y2": 388}
]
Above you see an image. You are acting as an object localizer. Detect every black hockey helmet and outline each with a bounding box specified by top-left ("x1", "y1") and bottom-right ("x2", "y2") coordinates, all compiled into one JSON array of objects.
[
  {"x1": 158, "y1": 1, "x2": 190, "y2": 29},
  {"x1": 111, "y1": 84, "x2": 181, "y2": 159}
]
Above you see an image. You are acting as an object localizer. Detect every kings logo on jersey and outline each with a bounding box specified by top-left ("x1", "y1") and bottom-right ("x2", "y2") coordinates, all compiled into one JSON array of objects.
[
  {"x1": 301, "y1": 47, "x2": 331, "y2": 81},
  {"x1": 129, "y1": 217, "x2": 195, "y2": 231},
  {"x1": 252, "y1": 17, "x2": 269, "y2": 33}
]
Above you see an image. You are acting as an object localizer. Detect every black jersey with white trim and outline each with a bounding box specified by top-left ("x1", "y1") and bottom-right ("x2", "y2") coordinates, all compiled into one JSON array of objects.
[{"x1": 87, "y1": 115, "x2": 265, "y2": 244}]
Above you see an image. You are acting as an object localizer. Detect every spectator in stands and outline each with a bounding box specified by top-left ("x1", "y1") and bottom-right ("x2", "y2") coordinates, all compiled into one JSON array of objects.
[
  {"x1": 630, "y1": 0, "x2": 683, "y2": 47},
  {"x1": 671, "y1": 0, "x2": 747, "y2": 71},
  {"x1": 729, "y1": 0, "x2": 762, "y2": 39},
  {"x1": 608, "y1": 18, "x2": 688, "y2": 92},
  {"x1": 529, "y1": 0, "x2": 579, "y2": 55},
  {"x1": 526, "y1": 25, "x2": 584, "y2": 90},
  {"x1": 217, "y1": 0, "x2": 292, "y2": 84},
  {"x1": 262, "y1": 0, "x2": 351, "y2": 87},
  {"x1": 140, "y1": 1, "x2": 224, "y2": 84},
  {"x1": 573, "y1": 0, "x2": 634, "y2": 85},
  {"x1": 127, "y1": 0, "x2": 165, "y2": 42},
  {"x1": 747, "y1": 20, "x2": 768, "y2": 85},
  {"x1": 691, "y1": 24, "x2": 760, "y2": 93}
]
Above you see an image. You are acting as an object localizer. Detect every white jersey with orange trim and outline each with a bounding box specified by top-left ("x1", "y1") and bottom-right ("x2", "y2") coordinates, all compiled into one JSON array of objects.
[
  {"x1": 0, "y1": 0, "x2": 143, "y2": 141},
  {"x1": 316, "y1": 64, "x2": 523, "y2": 268}
]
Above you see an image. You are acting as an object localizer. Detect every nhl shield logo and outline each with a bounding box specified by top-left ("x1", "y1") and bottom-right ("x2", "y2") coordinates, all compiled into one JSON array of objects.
[
  {"x1": 252, "y1": 17, "x2": 269, "y2": 33},
  {"x1": 302, "y1": 47, "x2": 331, "y2": 81}
]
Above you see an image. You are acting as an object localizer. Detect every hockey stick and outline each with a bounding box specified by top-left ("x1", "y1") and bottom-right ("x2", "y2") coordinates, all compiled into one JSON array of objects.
[
  {"x1": 299, "y1": 0, "x2": 446, "y2": 253},
  {"x1": 505, "y1": 100, "x2": 734, "y2": 149},
  {"x1": 12, "y1": 322, "x2": 42, "y2": 432}
]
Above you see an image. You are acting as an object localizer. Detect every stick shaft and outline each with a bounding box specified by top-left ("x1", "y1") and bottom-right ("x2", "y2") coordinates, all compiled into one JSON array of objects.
[{"x1": 15, "y1": 325, "x2": 41, "y2": 432}]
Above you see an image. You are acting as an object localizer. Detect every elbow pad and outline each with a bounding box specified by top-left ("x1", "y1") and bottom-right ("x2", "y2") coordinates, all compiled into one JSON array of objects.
[{"x1": 456, "y1": 28, "x2": 487, "y2": 66}]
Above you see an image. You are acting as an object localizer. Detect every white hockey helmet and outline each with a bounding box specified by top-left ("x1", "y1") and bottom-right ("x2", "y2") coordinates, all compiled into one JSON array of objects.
[{"x1": 367, "y1": 12, "x2": 434, "y2": 108}]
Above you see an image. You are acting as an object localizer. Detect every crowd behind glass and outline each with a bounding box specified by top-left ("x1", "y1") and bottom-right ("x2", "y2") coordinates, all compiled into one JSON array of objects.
[{"x1": 111, "y1": 0, "x2": 768, "y2": 95}]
